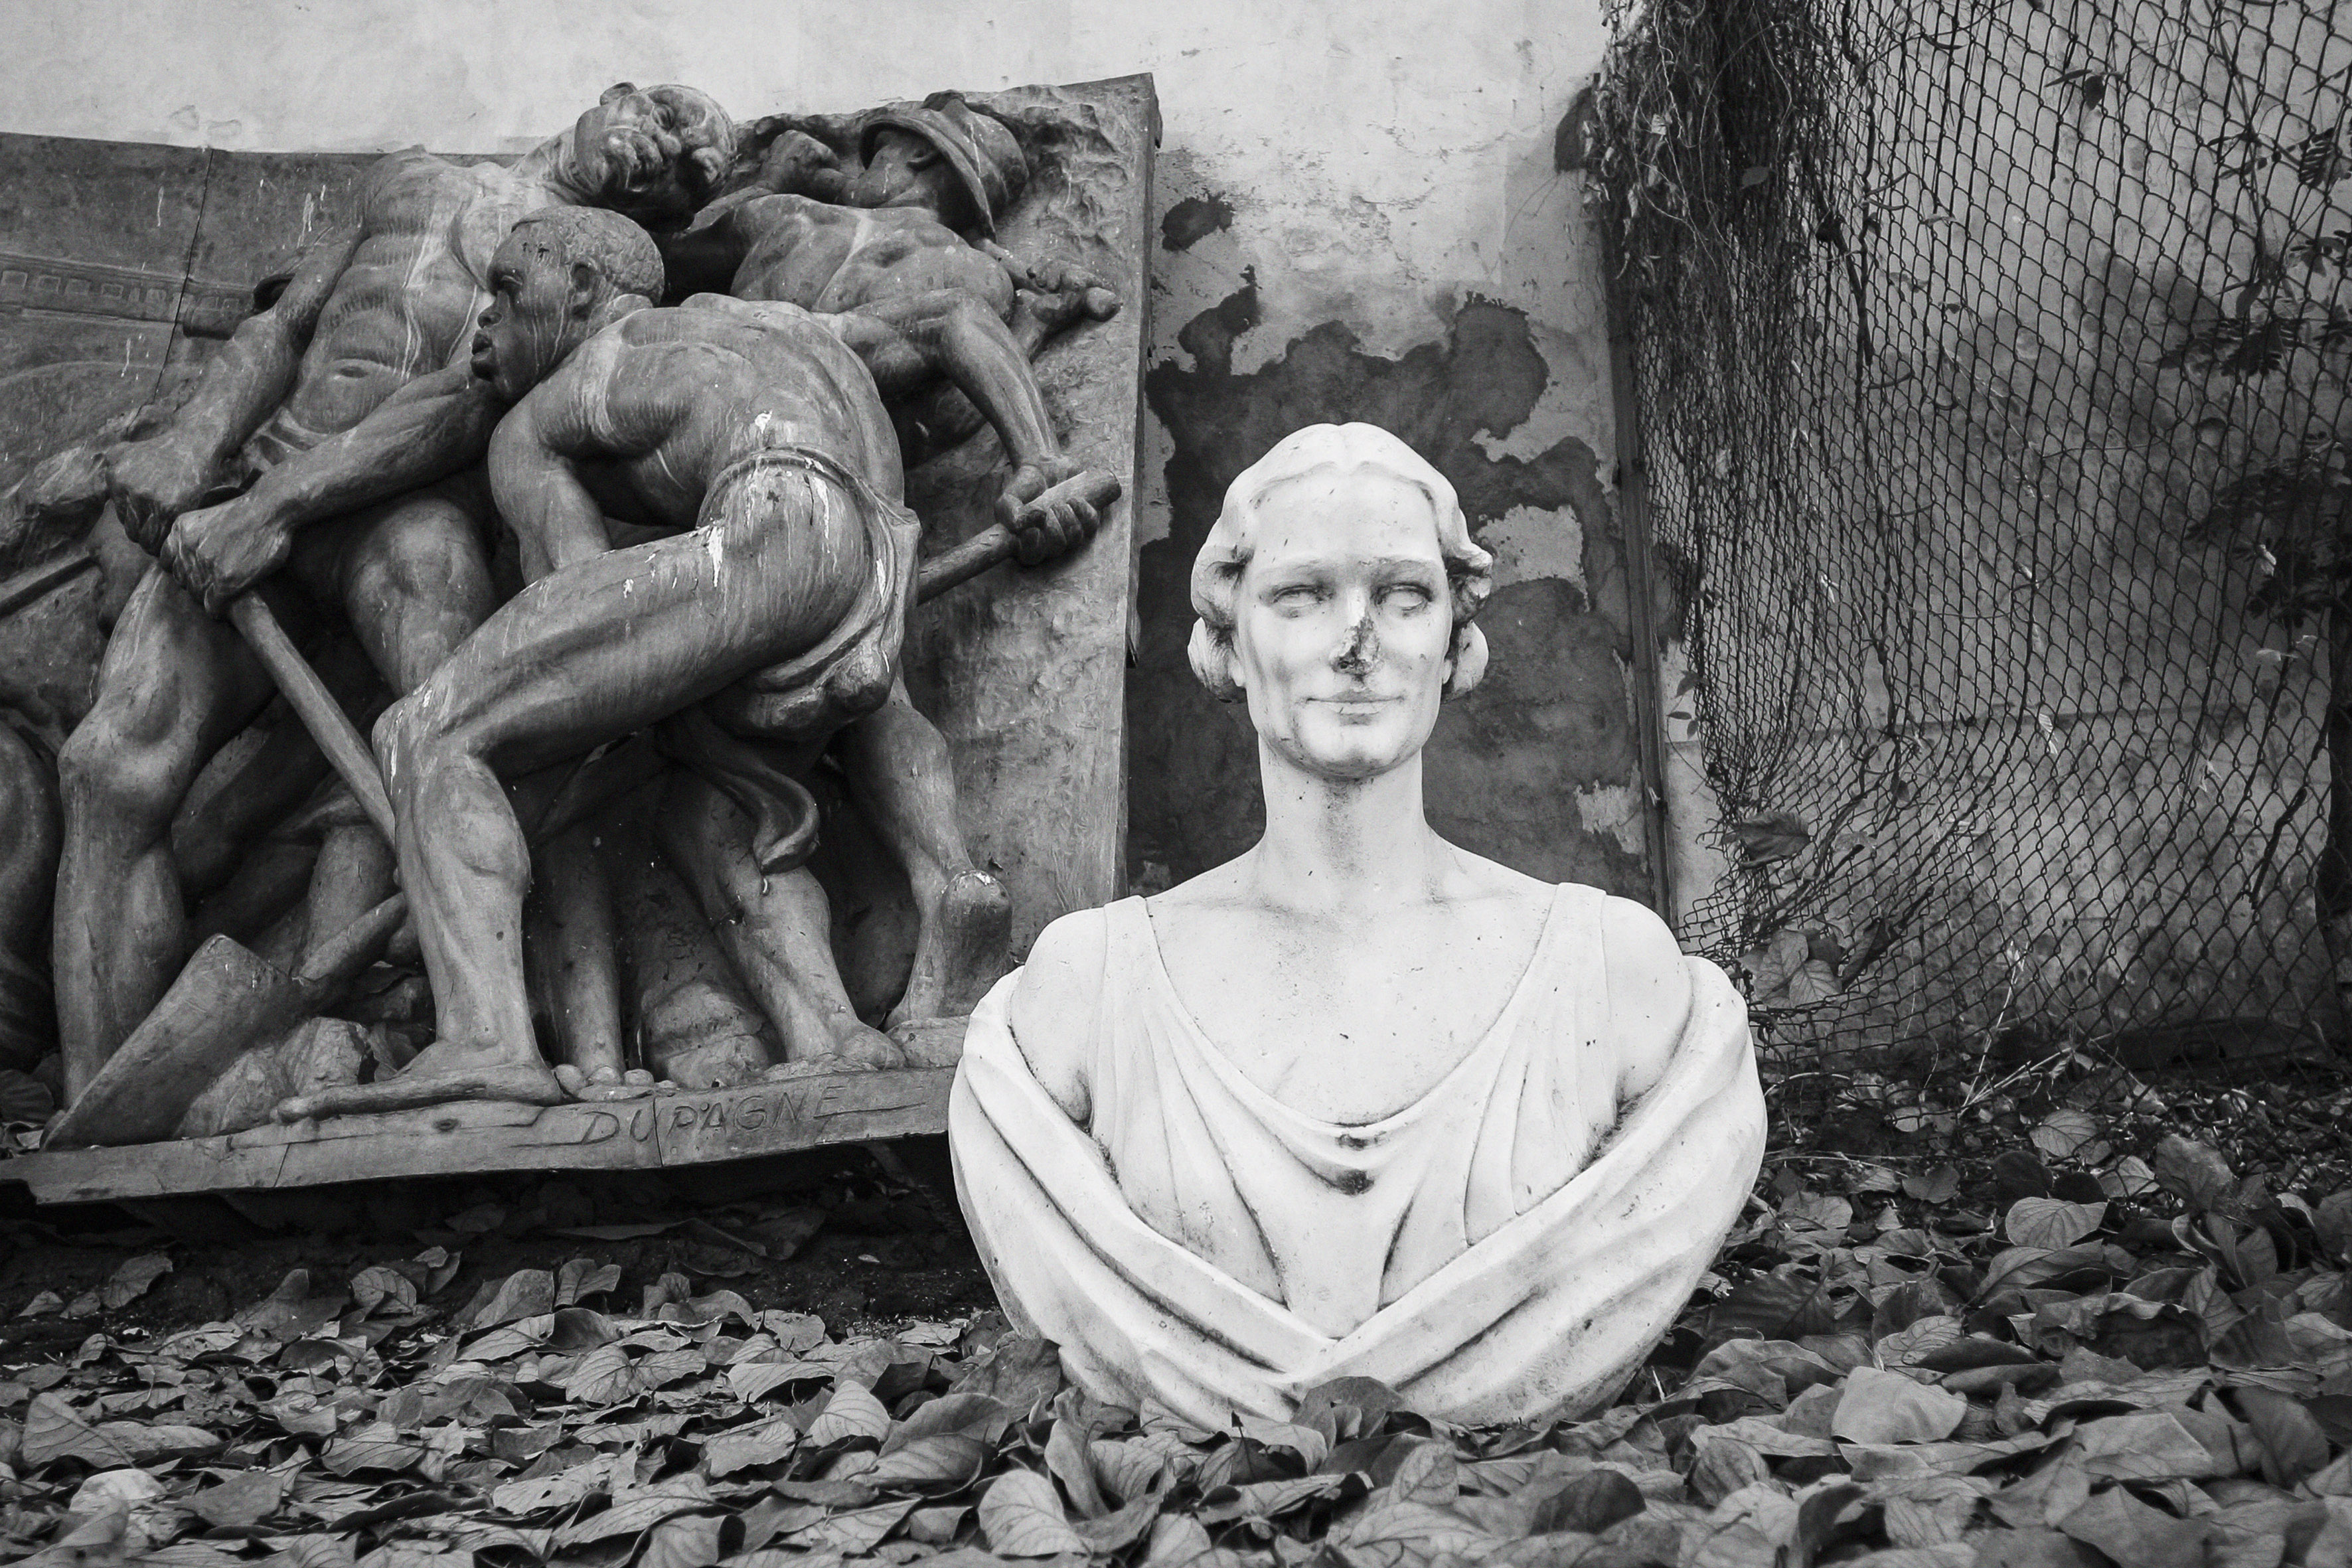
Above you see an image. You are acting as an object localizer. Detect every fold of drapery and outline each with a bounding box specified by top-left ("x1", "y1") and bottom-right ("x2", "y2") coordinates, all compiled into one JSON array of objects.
[{"x1": 949, "y1": 956, "x2": 1766, "y2": 1428}]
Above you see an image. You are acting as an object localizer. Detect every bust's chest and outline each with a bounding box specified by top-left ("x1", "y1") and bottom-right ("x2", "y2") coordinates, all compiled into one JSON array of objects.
[{"x1": 1148, "y1": 902, "x2": 1550, "y2": 1123}]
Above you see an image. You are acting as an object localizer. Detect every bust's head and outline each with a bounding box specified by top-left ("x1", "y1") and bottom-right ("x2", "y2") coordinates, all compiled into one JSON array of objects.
[{"x1": 1189, "y1": 424, "x2": 1493, "y2": 782}]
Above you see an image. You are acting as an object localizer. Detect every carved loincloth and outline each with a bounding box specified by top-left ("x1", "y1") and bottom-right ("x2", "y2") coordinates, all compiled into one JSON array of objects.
[
  {"x1": 659, "y1": 445, "x2": 921, "y2": 874},
  {"x1": 949, "y1": 886, "x2": 1767, "y2": 1427},
  {"x1": 698, "y1": 445, "x2": 919, "y2": 743}
]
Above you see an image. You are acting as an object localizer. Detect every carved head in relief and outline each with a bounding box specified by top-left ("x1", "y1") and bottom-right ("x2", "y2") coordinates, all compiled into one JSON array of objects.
[
  {"x1": 471, "y1": 208, "x2": 664, "y2": 401},
  {"x1": 853, "y1": 95, "x2": 1028, "y2": 234},
  {"x1": 1188, "y1": 424, "x2": 1494, "y2": 783},
  {"x1": 566, "y1": 83, "x2": 737, "y2": 229}
]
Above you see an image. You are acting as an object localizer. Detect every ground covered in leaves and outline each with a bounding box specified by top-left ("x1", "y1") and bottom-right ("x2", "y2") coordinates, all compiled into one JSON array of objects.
[{"x1": 2, "y1": 1112, "x2": 2351, "y2": 1568}]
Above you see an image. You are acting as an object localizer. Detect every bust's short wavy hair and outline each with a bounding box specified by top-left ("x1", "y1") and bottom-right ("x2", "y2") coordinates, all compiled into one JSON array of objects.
[{"x1": 1188, "y1": 423, "x2": 1494, "y2": 702}]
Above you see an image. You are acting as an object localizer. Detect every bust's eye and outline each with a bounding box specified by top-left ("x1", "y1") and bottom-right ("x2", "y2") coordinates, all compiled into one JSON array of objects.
[
  {"x1": 1269, "y1": 583, "x2": 1321, "y2": 608},
  {"x1": 1382, "y1": 582, "x2": 1435, "y2": 609}
]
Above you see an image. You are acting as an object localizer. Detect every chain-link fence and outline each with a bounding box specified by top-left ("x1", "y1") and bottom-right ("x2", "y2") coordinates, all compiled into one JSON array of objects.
[{"x1": 1593, "y1": 0, "x2": 2352, "y2": 1167}]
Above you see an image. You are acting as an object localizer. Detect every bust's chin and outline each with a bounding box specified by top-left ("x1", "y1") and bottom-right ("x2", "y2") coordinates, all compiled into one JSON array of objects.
[
  {"x1": 1263, "y1": 712, "x2": 1433, "y2": 784},
  {"x1": 1261, "y1": 734, "x2": 1403, "y2": 784}
]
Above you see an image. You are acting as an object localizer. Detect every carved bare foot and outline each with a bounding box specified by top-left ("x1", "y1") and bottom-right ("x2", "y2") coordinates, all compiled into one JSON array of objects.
[
  {"x1": 766, "y1": 1020, "x2": 907, "y2": 1077},
  {"x1": 272, "y1": 1040, "x2": 565, "y2": 1121},
  {"x1": 890, "y1": 869, "x2": 1011, "y2": 1028},
  {"x1": 554, "y1": 1062, "x2": 654, "y2": 1101}
]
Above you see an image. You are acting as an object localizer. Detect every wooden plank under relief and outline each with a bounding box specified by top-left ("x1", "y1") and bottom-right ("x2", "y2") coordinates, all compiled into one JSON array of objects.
[
  {"x1": 649, "y1": 1071, "x2": 955, "y2": 1166},
  {"x1": 1, "y1": 1067, "x2": 955, "y2": 1205}
]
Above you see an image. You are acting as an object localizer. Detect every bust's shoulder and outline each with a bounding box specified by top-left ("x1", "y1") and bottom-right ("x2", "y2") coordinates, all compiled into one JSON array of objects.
[
  {"x1": 1021, "y1": 903, "x2": 1117, "y2": 980},
  {"x1": 1004, "y1": 903, "x2": 1123, "y2": 1120},
  {"x1": 1561, "y1": 887, "x2": 1695, "y2": 1099},
  {"x1": 1590, "y1": 891, "x2": 1686, "y2": 977}
]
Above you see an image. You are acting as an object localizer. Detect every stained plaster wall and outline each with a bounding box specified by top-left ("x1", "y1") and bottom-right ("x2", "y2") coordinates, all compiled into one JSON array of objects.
[{"x1": 3, "y1": 0, "x2": 1662, "y2": 907}]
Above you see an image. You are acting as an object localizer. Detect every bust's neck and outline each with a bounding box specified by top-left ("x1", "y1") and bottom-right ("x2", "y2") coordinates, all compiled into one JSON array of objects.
[{"x1": 1248, "y1": 744, "x2": 1443, "y2": 917}]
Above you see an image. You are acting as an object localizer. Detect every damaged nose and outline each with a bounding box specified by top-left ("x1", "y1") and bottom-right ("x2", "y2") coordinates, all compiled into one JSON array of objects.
[{"x1": 1334, "y1": 615, "x2": 1378, "y2": 673}]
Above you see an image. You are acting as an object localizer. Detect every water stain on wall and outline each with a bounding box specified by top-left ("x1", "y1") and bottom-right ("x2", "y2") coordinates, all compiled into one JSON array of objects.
[
  {"x1": 1133, "y1": 277, "x2": 1654, "y2": 896},
  {"x1": 1159, "y1": 193, "x2": 1234, "y2": 252}
]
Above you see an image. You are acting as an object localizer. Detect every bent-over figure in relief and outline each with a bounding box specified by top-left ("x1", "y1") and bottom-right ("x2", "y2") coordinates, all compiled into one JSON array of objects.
[
  {"x1": 278, "y1": 209, "x2": 1042, "y2": 1119},
  {"x1": 949, "y1": 423, "x2": 1767, "y2": 1427},
  {"x1": 657, "y1": 94, "x2": 1119, "y2": 1037},
  {"x1": 43, "y1": 86, "x2": 734, "y2": 1104}
]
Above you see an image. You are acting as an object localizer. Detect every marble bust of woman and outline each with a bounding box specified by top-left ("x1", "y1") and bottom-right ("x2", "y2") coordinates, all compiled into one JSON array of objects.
[{"x1": 950, "y1": 423, "x2": 1764, "y2": 1427}]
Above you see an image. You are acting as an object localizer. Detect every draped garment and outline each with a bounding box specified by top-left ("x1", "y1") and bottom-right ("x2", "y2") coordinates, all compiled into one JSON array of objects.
[{"x1": 949, "y1": 885, "x2": 1766, "y2": 1427}]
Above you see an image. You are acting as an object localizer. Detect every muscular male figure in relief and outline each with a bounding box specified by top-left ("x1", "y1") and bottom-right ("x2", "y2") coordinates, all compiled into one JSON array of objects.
[
  {"x1": 281, "y1": 211, "x2": 1006, "y2": 1118},
  {"x1": 657, "y1": 96, "x2": 1119, "y2": 1035},
  {"x1": 48, "y1": 86, "x2": 733, "y2": 1101}
]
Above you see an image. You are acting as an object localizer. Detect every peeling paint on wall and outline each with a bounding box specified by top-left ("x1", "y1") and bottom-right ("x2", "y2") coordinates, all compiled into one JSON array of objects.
[{"x1": 1158, "y1": 193, "x2": 1233, "y2": 252}]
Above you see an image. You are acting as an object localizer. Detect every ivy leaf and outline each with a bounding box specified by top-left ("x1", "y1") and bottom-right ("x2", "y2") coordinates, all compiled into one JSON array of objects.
[
  {"x1": 451, "y1": 1269, "x2": 555, "y2": 1332},
  {"x1": 2072, "y1": 1411, "x2": 2223, "y2": 1482},
  {"x1": 777, "y1": 1497, "x2": 917, "y2": 1554},
  {"x1": 492, "y1": 1454, "x2": 619, "y2": 1516},
  {"x1": 20, "y1": 1393, "x2": 139, "y2": 1470},
  {"x1": 1075, "y1": 1488, "x2": 1168, "y2": 1553},
  {"x1": 864, "y1": 1433, "x2": 990, "y2": 1492},
  {"x1": 556, "y1": 1259, "x2": 623, "y2": 1306},
  {"x1": 319, "y1": 1437, "x2": 422, "y2": 1476},
  {"x1": 1530, "y1": 1470, "x2": 1647, "y2": 1534},
  {"x1": 1903, "y1": 1166, "x2": 1961, "y2": 1204},
  {"x1": 881, "y1": 1391, "x2": 1012, "y2": 1454},
  {"x1": 1732, "y1": 812, "x2": 1812, "y2": 867},
  {"x1": 2056, "y1": 1485, "x2": 2209, "y2": 1568},
  {"x1": 1830, "y1": 1367, "x2": 1967, "y2": 1445},
  {"x1": 348, "y1": 1266, "x2": 418, "y2": 1317},
  {"x1": 2152, "y1": 1135, "x2": 2242, "y2": 1215},
  {"x1": 1088, "y1": 1437, "x2": 1174, "y2": 1506},
  {"x1": 805, "y1": 1381, "x2": 892, "y2": 1446},
  {"x1": 554, "y1": 1479, "x2": 715, "y2": 1547},
  {"x1": 560, "y1": 1342, "x2": 640, "y2": 1404},
  {"x1": 2029, "y1": 1111, "x2": 2108, "y2": 1164},
  {"x1": 2005, "y1": 1198, "x2": 2106, "y2": 1249},
  {"x1": 2233, "y1": 1387, "x2": 2332, "y2": 1488},
  {"x1": 703, "y1": 1416, "x2": 799, "y2": 1479},
  {"x1": 979, "y1": 1468, "x2": 1090, "y2": 1556},
  {"x1": 1329, "y1": 1500, "x2": 1504, "y2": 1561},
  {"x1": 727, "y1": 1360, "x2": 832, "y2": 1403},
  {"x1": 1198, "y1": 1474, "x2": 1354, "y2": 1524},
  {"x1": 637, "y1": 1349, "x2": 706, "y2": 1391},
  {"x1": 100, "y1": 1254, "x2": 173, "y2": 1310},
  {"x1": 638, "y1": 1512, "x2": 726, "y2": 1568},
  {"x1": 189, "y1": 1467, "x2": 293, "y2": 1529},
  {"x1": 463, "y1": 1312, "x2": 555, "y2": 1363}
]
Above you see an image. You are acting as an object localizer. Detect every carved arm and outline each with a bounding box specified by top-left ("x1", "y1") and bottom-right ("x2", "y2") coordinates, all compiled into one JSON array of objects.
[
  {"x1": 160, "y1": 366, "x2": 505, "y2": 613},
  {"x1": 111, "y1": 223, "x2": 367, "y2": 545}
]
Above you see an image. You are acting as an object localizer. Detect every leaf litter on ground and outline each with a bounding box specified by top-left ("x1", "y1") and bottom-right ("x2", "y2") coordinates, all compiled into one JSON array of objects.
[{"x1": 0, "y1": 1120, "x2": 2349, "y2": 1566}]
